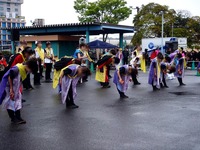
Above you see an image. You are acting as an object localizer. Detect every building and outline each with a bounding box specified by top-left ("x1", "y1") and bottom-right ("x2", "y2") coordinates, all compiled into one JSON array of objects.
[
  {"x1": 33, "y1": 19, "x2": 45, "y2": 26},
  {"x1": 0, "y1": 0, "x2": 25, "y2": 50},
  {"x1": 20, "y1": 35, "x2": 81, "y2": 57},
  {"x1": 7, "y1": 23, "x2": 134, "y2": 56}
]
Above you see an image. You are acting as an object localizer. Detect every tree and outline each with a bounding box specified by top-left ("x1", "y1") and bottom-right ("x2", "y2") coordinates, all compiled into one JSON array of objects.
[
  {"x1": 132, "y1": 3, "x2": 200, "y2": 48},
  {"x1": 74, "y1": 0, "x2": 132, "y2": 41},
  {"x1": 132, "y1": 3, "x2": 176, "y2": 45},
  {"x1": 173, "y1": 11, "x2": 200, "y2": 47}
]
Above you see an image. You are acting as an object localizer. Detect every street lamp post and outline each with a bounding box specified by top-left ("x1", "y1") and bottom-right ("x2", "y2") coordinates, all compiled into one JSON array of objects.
[{"x1": 161, "y1": 11, "x2": 164, "y2": 54}]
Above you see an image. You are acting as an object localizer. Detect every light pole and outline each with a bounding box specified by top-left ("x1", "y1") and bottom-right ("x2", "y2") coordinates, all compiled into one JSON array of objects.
[{"x1": 161, "y1": 11, "x2": 164, "y2": 54}]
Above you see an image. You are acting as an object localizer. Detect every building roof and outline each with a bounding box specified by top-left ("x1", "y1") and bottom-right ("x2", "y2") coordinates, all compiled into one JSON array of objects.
[{"x1": 4, "y1": 22, "x2": 134, "y2": 36}]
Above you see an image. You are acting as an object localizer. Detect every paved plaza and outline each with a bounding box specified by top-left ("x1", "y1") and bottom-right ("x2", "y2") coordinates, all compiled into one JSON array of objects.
[{"x1": 0, "y1": 70, "x2": 200, "y2": 150}]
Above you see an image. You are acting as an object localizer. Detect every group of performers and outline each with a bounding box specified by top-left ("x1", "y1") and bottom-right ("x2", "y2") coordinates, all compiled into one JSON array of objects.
[{"x1": 0, "y1": 41, "x2": 190, "y2": 125}]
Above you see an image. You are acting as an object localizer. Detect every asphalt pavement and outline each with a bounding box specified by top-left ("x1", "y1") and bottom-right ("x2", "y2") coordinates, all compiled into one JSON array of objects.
[{"x1": 0, "y1": 70, "x2": 200, "y2": 150}]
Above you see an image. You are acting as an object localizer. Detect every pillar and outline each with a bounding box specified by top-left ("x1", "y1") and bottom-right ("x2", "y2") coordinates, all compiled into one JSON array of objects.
[
  {"x1": 11, "y1": 41, "x2": 15, "y2": 54},
  {"x1": 86, "y1": 30, "x2": 90, "y2": 43},
  {"x1": 119, "y1": 33, "x2": 123, "y2": 49}
]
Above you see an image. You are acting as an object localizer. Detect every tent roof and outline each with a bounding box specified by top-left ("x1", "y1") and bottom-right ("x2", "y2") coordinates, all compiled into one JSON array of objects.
[{"x1": 88, "y1": 40, "x2": 118, "y2": 49}]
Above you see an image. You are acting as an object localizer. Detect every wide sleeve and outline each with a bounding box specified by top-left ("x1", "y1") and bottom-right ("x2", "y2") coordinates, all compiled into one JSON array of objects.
[
  {"x1": 152, "y1": 62, "x2": 156, "y2": 68},
  {"x1": 63, "y1": 68, "x2": 72, "y2": 76},
  {"x1": 9, "y1": 67, "x2": 19, "y2": 79},
  {"x1": 119, "y1": 67, "x2": 126, "y2": 75}
]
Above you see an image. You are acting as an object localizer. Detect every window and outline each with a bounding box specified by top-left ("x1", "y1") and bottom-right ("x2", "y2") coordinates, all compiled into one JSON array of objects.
[
  {"x1": 0, "y1": 12, "x2": 4, "y2": 16},
  {"x1": 12, "y1": 23, "x2": 16, "y2": 27},
  {"x1": 2, "y1": 30, "x2": 6, "y2": 34},
  {"x1": 15, "y1": 4, "x2": 18, "y2": 6},
  {"x1": 15, "y1": 8, "x2": 18, "y2": 12},
  {"x1": 7, "y1": 8, "x2": 10, "y2": 12},
  {"x1": 8, "y1": 35, "x2": 11, "y2": 40},
  {"x1": 7, "y1": 23, "x2": 11, "y2": 28},
  {"x1": 7, "y1": 3, "x2": 10, "y2": 7},
  {"x1": 0, "y1": 2, "x2": 3, "y2": 5},
  {"x1": 0, "y1": 7, "x2": 4, "y2": 11},
  {"x1": 9, "y1": 13, "x2": 12, "y2": 18},
  {"x1": 2, "y1": 35, "x2": 6, "y2": 41},
  {"x1": 2, "y1": 22, "x2": 6, "y2": 28}
]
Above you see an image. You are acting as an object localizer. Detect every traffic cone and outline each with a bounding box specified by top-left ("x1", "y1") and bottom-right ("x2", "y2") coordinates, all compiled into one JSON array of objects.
[{"x1": 192, "y1": 61, "x2": 195, "y2": 70}]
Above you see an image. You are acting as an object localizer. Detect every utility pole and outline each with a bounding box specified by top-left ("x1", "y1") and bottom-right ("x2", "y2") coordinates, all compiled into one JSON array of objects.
[{"x1": 161, "y1": 11, "x2": 164, "y2": 54}]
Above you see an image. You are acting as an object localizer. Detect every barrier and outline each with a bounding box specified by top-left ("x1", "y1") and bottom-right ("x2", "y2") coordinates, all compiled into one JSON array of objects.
[{"x1": 186, "y1": 61, "x2": 199, "y2": 70}]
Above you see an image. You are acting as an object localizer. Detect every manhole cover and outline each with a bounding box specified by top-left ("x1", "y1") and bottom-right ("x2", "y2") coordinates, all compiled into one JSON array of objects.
[{"x1": 169, "y1": 92, "x2": 196, "y2": 96}]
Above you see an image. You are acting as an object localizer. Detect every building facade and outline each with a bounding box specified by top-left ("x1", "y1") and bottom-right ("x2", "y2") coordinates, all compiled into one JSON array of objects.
[{"x1": 0, "y1": 0, "x2": 25, "y2": 50}]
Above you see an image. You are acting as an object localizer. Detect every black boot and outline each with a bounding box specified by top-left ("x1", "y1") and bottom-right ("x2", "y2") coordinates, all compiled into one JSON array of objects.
[
  {"x1": 153, "y1": 86, "x2": 159, "y2": 91},
  {"x1": 15, "y1": 110, "x2": 26, "y2": 124},
  {"x1": 7, "y1": 109, "x2": 16, "y2": 124},
  {"x1": 178, "y1": 78, "x2": 186, "y2": 86}
]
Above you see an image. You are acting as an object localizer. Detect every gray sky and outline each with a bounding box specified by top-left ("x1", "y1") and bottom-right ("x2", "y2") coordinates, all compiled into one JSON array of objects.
[{"x1": 22, "y1": 0, "x2": 200, "y2": 26}]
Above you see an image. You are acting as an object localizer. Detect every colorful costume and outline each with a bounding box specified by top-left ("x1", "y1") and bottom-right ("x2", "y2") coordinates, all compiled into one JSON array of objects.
[
  {"x1": 0, "y1": 64, "x2": 27, "y2": 109},
  {"x1": 53, "y1": 58, "x2": 73, "y2": 89},
  {"x1": 136, "y1": 49, "x2": 146, "y2": 73},
  {"x1": 113, "y1": 65, "x2": 131, "y2": 96},
  {"x1": 95, "y1": 55, "x2": 113, "y2": 87},
  {"x1": 175, "y1": 58, "x2": 184, "y2": 78},
  {"x1": 73, "y1": 49, "x2": 84, "y2": 59},
  {"x1": 60, "y1": 64, "x2": 80, "y2": 105},
  {"x1": 148, "y1": 58, "x2": 161, "y2": 89}
]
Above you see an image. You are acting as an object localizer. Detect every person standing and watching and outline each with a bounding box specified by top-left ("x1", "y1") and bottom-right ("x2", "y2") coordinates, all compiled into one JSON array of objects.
[
  {"x1": 34, "y1": 41, "x2": 44, "y2": 85},
  {"x1": 123, "y1": 48, "x2": 129, "y2": 65},
  {"x1": 44, "y1": 42, "x2": 54, "y2": 82}
]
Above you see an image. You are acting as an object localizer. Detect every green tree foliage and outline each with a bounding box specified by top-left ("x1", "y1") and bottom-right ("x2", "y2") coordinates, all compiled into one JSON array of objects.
[
  {"x1": 132, "y1": 3, "x2": 176, "y2": 45},
  {"x1": 132, "y1": 3, "x2": 200, "y2": 47},
  {"x1": 74, "y1": 0, "x2": 132, "y2": 24},
  {"x1": 74, "y1": 0, "x2": 132, "y2": 41}
]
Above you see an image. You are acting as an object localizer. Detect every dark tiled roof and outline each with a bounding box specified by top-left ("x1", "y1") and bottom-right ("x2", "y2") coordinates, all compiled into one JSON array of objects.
[{"x1": 2, "y1": 22, "x2": 134, "y2": 30}]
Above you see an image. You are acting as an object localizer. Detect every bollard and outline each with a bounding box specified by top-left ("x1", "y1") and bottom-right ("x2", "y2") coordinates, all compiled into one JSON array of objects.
[
  {"x1": 192, "y1": 61, "x2": 195, "y2": 70},
  {"x1": 90, "y1": 62, "x2": 94, "y2": 72}
]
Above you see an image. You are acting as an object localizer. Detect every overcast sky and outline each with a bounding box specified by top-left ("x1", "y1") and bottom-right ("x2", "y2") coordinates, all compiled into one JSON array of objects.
[{"x1": 22, "y1": 0, "x2": 200, "y2": 26}]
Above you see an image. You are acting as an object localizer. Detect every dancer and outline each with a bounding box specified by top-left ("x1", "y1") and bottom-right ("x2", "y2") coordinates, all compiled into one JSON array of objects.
[
  {"x1": 0, "y1": 58, "x2": 38, "y2": 124},
  {"x1": 60, "y1": 64, "x2": 91, "y2": 109},
  {"x1": 16, "y1": 40, "x2": 27, "y2": 53},
  {"x1": 53, "y1": 57, "x2": 74, "y2": 90},
  {"x1": 7, "y1": 47, "x2": 34, "y2": 90},
  {"x1": 0, "y1": 53, "x2": 8, "y2": 81},
  {"x1": 175, "y1": 53, "x2": 186, "y2": 86},
  {"x1": 130, "y1": 57, "x2": 141, "y2": 85},
  {"x1": 95, "y1": 55, "x2": 120, "y2": 88},
  {"x1": 116, "y1": 48, "x2": 124, "y2": 67},
  {"x1": 123, "y1": 48, "x2": 129, "y2": 65},
  {"x1": 113, "y1": 65, "x2": 133, "y2": 98},
  {"x1": 44, "y1": 41, "x2": 54, "y2": 82},
  {"x1": 73, "y1": 43, "x2": 87, "y2": 60},
  {"x1": 135, "y1": 46, "x2": 146, "y2": 73},
  {"x1": 148, "y1": 52, "x2": 164, "y2": 91},
  {"x1": 160, "y1": 62, "x2": 176, "y2": 88}
]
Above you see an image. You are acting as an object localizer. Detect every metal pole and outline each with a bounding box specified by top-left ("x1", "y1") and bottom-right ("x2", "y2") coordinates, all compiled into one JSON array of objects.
[
  {"x1": 172, "y1": 23, "x2": 174, "y2": 37},
  {"x1": 161, "y1": 12, "x2": 164, "y2": 54}
]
